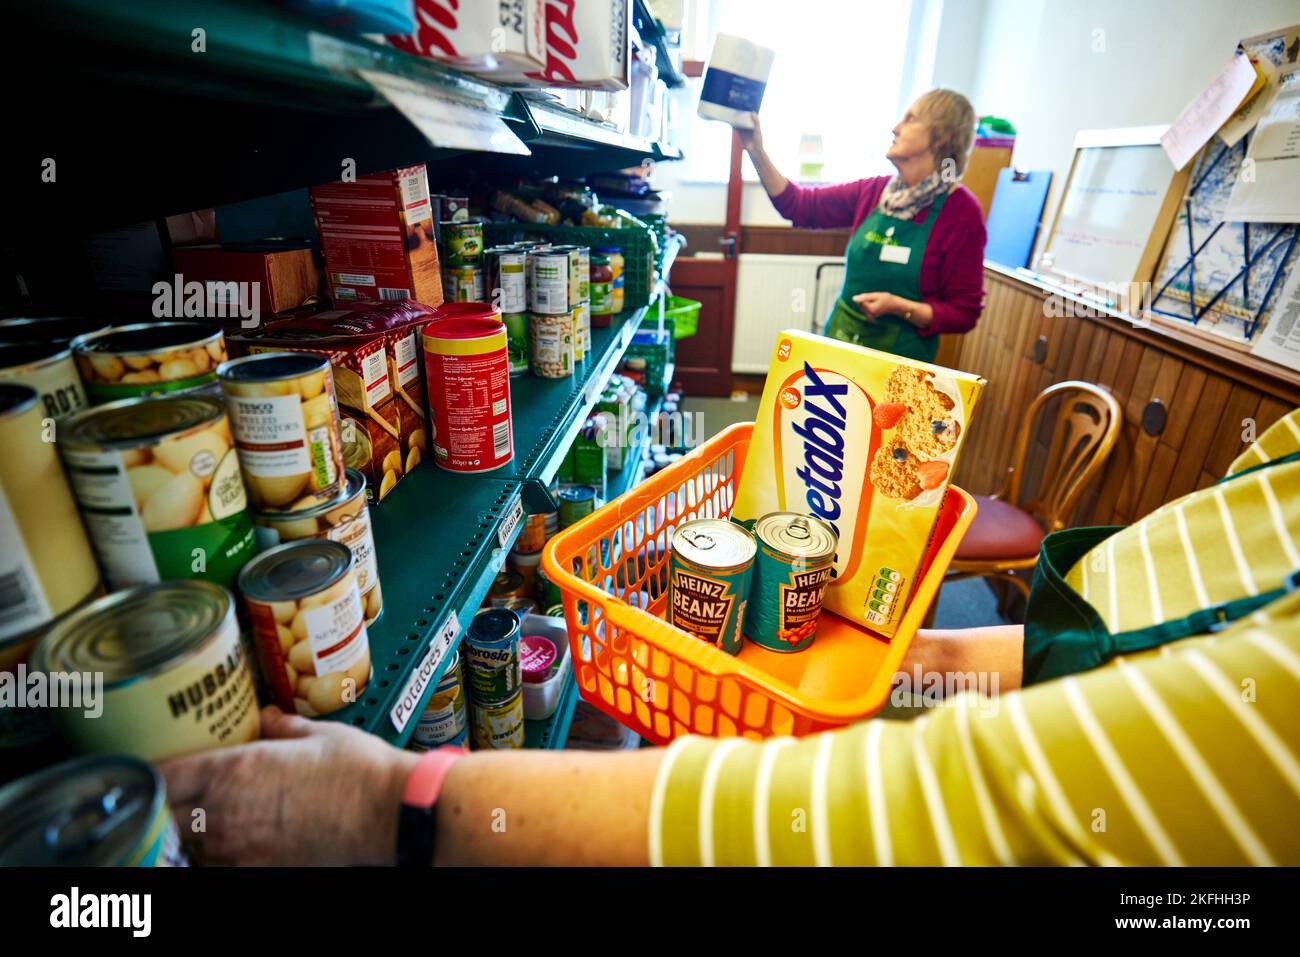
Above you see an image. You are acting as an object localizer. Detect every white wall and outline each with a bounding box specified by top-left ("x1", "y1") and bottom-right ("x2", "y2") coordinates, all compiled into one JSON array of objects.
[{"x1": 968, "y1": 0, "x2": 1300, "y2": 262}]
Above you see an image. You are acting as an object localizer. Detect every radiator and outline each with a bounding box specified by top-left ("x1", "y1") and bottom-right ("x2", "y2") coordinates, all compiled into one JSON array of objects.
[{"x1": 731, "y1": 254, "x2": 845, "y2": 373}]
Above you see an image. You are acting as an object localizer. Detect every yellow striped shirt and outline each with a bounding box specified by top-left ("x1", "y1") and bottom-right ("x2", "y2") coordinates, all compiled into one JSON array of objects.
[{"x1": 652, "y1": 590, "x2": 1300, "y2": 865}]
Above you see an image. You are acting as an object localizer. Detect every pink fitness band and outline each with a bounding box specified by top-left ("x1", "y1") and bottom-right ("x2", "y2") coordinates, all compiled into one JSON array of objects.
[{"x1": 396, "y1": 745, "x2": 465, "y2": 866}]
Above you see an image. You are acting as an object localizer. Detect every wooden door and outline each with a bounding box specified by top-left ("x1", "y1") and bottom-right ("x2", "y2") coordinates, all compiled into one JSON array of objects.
[{"x1": 671, "y1": 133, "x2": 743, "y2": 396}]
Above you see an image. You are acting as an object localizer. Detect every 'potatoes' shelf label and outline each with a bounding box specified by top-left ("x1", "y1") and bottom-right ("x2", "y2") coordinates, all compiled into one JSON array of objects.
[
  {"x1": 497, "y1": 494, "x2": 524, "y2": 549},
  {"x1": 390, "y1": 612, "x2": 460, "y2": 734}
]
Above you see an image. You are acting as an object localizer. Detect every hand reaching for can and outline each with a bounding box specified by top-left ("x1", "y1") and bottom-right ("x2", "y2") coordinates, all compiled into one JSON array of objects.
[{"x1": 161, "y1": 706, "x2": 418, "y2": 866}]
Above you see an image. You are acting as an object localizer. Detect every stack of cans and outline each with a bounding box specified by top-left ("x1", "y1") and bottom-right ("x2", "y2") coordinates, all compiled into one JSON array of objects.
[
  {"x1": 528, "y1": 243, "x2": 590, "y2": 377},
  {"x1": 484, "y1": 245, "x2": 531, "y2": 375},
  {"x1": 441, "y1": 219, "x2": 485, "y2": 303}
]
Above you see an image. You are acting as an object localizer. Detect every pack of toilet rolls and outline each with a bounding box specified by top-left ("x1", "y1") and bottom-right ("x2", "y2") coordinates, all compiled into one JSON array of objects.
[{"x1": 697, "y1": 32, "x2": 775, "y2": 129}]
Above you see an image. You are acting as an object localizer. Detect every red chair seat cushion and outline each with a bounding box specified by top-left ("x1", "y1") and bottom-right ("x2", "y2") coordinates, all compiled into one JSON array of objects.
[{"x1": 955, "y1": 496, "x2": 1045, "y2": 560}]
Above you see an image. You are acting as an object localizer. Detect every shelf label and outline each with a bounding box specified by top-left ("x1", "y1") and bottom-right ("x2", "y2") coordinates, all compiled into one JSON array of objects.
[
  {"x1": 359, "y1": 70, "x2": 530, "y2": 156},
  {"x1": 498, "y1": 494, "x2": 524, "y2": 549},
  {"x1": 390, "y1": 612, "x2": 460, "y2": 734}
]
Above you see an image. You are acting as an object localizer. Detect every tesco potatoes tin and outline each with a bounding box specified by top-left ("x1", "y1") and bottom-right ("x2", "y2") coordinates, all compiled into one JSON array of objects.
[
  {"x1": 744, "y1": 512, "x2": 837, "y2": 652},
  {"x1": 0, "y1": 755, "x2": 188, "y2": 866},
  {"x1": 238, "y1": 539, "x2": 372, "y2": 718},
  {"x1": 72, "y1": 322, "x2": 226, "y2": 403},
  {"x1": 29, "y1": 580, "x2": 260, "y2": 762},
  {"x1": 669, "y1": 519, "x2": 756, "y2": 656},
  {"x1": 409, "y1": 651, "x2": 468, "y2": 750},
  {"x1": 59, "y1": 395, "x2": 257, "y2": 591},
  {"x1": 0, "y1": 341, "x2": 88, "y2": 422},
  {"x1": 251, "y1": 468, "x2": 383, "y2": 625},
  {"x1": 217, "y1": 351, "x2": 345, "y2": 509},
  {"x1": 422, "y1": 305, "x2": 514, "y2": 472}
]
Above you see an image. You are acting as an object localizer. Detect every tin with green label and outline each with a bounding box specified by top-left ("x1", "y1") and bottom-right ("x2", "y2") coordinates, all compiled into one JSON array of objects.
[
  {"x1": 444, "y1": 219, "x2": 484, "y2": 266},
  {"x1": 744, "y1": 513, "x2": 838, "y2": 653},
  {"x1": 669, "y1": 519, "x2": 756, "y2": 656},
  {"x1": 503, "y1": 313, "x2": 529, "y2": 375},
  {"x1": 72, "y1": 322, "x2": 226, "y2": 403},
  {"x1": 557, "y1": 485, "x2": 596, "y2": 528},
  {"x1": 58, "y1": 395, "x2": 256, "y2": 591},
  {"x1": 463, "y1": 607, "x2": 522, "y2": 705}
]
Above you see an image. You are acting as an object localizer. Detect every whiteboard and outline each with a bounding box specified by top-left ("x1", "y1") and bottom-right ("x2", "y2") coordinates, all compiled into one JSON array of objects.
[{"x1": 1042, "y1": 127, "x2": 1185, "y2": 291}]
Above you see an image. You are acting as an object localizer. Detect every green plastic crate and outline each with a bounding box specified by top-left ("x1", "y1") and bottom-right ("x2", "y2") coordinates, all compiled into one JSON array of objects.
[
  {"x1": 662, "y1": 295, "x2": 701, "y2": 339},
  {"x1": 483, "y1": 223, "x2": 656, "y2": 310}
]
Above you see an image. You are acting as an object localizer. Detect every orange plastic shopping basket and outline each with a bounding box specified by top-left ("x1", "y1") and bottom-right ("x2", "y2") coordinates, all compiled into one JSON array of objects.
[{"x1": 541, "y1": 423, "x2": 977, "y2": 744}]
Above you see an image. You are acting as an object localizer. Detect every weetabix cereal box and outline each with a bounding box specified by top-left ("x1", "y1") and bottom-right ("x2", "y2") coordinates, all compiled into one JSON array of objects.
[{"x1": 732, "y1": 330, "x2": 985, "y2": 638}]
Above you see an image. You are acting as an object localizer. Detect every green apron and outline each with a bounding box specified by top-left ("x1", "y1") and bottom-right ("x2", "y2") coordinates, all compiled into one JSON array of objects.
[
  {"x1": 1022, "y1": 450, "x2": 1300, "y2": 684},
  {"x1": 823, "y1": 188, "x2": 949, "y2": 362}
]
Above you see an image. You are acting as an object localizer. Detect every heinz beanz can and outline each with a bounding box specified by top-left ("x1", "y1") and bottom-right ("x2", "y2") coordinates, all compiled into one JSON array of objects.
[
  {"x1": 464, "y1": 607, "x2": 522, "y2": 704},
  {"x1": 669, "y1": 519, "x2": 756, "y2": 656},
  {"x1": 0, "y1": 755, "x2": 188, "y2": 866},
  {"x1": 745, "y1": 513, "x2": 837, "y2": 652}
]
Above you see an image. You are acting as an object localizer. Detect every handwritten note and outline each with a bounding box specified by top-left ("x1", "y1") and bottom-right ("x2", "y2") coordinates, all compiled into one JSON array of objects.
[{"x1": 1161, "y1": 51, "x2": 1260, "y2": 170}]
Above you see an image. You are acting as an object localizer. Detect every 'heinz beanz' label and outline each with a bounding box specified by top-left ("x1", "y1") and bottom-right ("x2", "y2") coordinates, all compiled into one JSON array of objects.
[
  {"x1": 669, "y1": 520, "x2": 755, "y2": 656},
  {"x1": 732, "y1": 331, "x2": 983, "y2": 638}
]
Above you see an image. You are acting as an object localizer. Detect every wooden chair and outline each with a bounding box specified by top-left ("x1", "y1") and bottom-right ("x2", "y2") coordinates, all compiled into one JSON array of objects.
[{"x1": 937, "y1": 380, "x2": 1122, "y2": 620}]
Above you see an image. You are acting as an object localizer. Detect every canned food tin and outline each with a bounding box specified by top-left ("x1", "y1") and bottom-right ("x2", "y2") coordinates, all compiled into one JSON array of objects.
[
  {"x1": 557, "y1": 485, "x2": 596, "y2": 527},
  {"x1": 409, "y1": 651, "x2": 468, "y2": 750},
  {"x1": 251, "y1": 468, "x2": 383, "y2": 625},
  {"x1": 238, "y1": 539, "x2": 372, "y2": 717},
  {"x1": 0, "y1": 341, "x2": 88, "y2": 422},
  {"x1": 73, "y1": 322, "x2": 226, "y2": 403},
  {"x1": 528, "y1": 312, "x2": 574, "y2": 379},
  {"x1": 469, "y1": 688, "x2": 524, "y2": 750},
  {"x1": 571, "y1": 304, "x2": 586, "y2": 363},
  {"x1": 744, "y1": 513, "x2": 838, "y2": 652},
  {"x1": 535, "y1": 563, "x2": 563, "y2": 608},
  {"x1": 217, "y1": 352, "x2": 345, "y2": 509},
  {"x1": 485, "y1": 247, "x2": 528, "y2": 315},
  {"x1": 60, "y1": 395, "x2": 256, "y2": 591},
  {"x1": 489, "y1": 570, "x2": 528, "y2": 604},
  {"x1": 670, "y1": 519, "x2": 756, "y2": 656},
  {"x1": 448, "y1": 264, "x2": 484, "y2": 302},
  {"x1": 529, "y1": 251, "x2": 571, "y2": 314},
  {"x1": 30, "y1": 580, "x2": 260, "y2": 760},
  {"x1": 0, "y1": 385, "x2": 101, "y2": 655},
  {"x1": 544, "y1": 603, "x2": 565, "y2": 618},
  {"x1": 0, "y1": 315, "x2": 111, "y2": 347},
  {"x1": 0, "y1": 755, "x2": 188, "y2": 866},
  {"x1": 508, "y1": 547, "x2": 542, "y2": 596},
  {"x1": 516, "y1": 510, "x2": 552, "y2": 552},
  {"x1": 503, "y1": 313, "x2": 529, "y2": 375},
  {"x1": 422, "y1": 307, "x2": 514, "y2": 472},
  {"x1": 550, "y1": 245, "x2": 589, "y2": 305},
  {"x1": 463, "y1": 607, "x2": 522, "y2": 704},
  {"x1": 444, "y1": 219, "x2": 484, "y2": 265},
  {"x1": 595, "y1": 246, "x2": 625, "y2": 313}
]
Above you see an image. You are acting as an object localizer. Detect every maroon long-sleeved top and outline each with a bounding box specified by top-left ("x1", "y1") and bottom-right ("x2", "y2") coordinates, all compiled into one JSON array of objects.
[{"x1": 771, "y1": 176, "x2": 987, "y2": 337}]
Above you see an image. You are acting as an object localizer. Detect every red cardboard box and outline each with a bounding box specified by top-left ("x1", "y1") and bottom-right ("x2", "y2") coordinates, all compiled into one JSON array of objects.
[
  {"x1": 170, "y1": 242, "x2": 322, "y2": 319},
  {"x1": 309, "y1": 165, "x2": 444, "y2": 309}
]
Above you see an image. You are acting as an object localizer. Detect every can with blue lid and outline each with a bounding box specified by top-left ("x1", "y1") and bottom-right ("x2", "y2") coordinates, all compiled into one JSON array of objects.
[{"x1": 463, "y1": 607, "x2": 522, "y2": 704}]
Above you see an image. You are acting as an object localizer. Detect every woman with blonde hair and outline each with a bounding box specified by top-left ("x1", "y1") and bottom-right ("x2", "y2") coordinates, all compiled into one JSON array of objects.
[{"x1": 741, "y1": 88, "x2": 986, "y2": 361}]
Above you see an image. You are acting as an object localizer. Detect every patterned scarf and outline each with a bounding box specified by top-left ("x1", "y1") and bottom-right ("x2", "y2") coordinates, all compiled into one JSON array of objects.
[{"x1": 878, "y1": 170, "x2": 950, "y2": 221}]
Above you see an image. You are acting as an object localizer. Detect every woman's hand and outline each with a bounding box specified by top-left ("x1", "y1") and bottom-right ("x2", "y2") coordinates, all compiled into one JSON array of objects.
[
  {"x1": 161, "y1": 706, "x2": 418, "y2": 866},
  {"x1": 735, "y1": 113, "x2": 763, "y2": 153},
  {"x1": 852, "y1": 292, "x2": 900, "y2": 321}
]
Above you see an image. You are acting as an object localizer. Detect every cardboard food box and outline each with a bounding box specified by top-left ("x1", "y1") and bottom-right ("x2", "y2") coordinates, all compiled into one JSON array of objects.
[
  {"x1": 490, "y1": 0, "x2": 631, "y2": 90},
  {"x1": 169, "y1": 242, "x2": 322, "y2": 319},
  {"x1": 309, "y1": 165, "x2": 444, "y2": 310},
  {"x1": 231, "y1": 300, "x2": 438, "y2": 502},
  {"x1": 388, "y1": 0, "x2": 547, "y2": 75},
  {"x1": 962, "y1": 140, "x2": 1014, "y2": 220},
  {"x1": 732, "y1": 331, "x2": 985, "y2": 638}
]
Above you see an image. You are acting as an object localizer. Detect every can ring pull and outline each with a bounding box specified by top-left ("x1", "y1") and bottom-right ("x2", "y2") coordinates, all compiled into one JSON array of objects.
[
  {"x1": 681, "y1": 529, "x2": 715, "y2": 550},
  {"x1": 788, "y1": 517, "x2": 811, "y2": 540}
]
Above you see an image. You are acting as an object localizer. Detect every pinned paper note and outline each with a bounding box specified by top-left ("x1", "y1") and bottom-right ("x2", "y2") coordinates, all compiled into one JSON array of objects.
[
  {"x1": 1160, "y1": 51, "x2": 1260, "y2": 170},
  {"x1": 1250, "y1": 256, "x2": 1300, "y2": 372},
  {"x1": 359, "y1": 70, "x2": 531, "y2": 156},
  {"x1": 1224, "y1": 67, "x2": 1300, "y2": 224}
]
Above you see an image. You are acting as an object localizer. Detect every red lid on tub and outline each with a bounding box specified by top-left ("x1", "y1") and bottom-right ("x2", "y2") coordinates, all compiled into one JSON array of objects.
[
  {"x1": 424, "y1": 303, "x2": 503, "y2": 341},
  {"x1": 519, "y1": 634, "x2": 558, "y2": 683}
]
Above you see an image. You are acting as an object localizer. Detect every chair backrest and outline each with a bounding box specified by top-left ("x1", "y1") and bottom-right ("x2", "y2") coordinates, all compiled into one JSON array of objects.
[{"x1": 1002, "y1": 380, "x2": 1122, "y2": 532}]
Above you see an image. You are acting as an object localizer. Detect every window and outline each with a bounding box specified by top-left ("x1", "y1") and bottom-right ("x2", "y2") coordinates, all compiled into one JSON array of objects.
[{"x1": 677, "y1": 0, "x2": 914, "y2": 184}]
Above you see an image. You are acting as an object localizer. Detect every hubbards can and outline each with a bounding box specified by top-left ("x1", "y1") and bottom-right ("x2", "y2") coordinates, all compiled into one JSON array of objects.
[
  {"x1": 463, "y1": 607, "x2": 522, "y2": 704},
  {"x1": 529, "y1": 250, "x2": 571, "y2": 314},
  {"x1": 469, "y1": 688, "x2": 524, "y2": 750},
  {"x1": 72, "y1": 322, "x2": 226, "y2": 403},
  {"x1": 29, "y1": 580, "x2": 261, "y2": 761},
  {"x1": 0, "y1": 755, "x2": 188, "y2": 866},
  {"x1": 485, "y1": 247, "x2": 528, "y2": 315},
  {"x1": 669, "y1": 519, "x2": 756, "y2": 656},
  {"x1": 409, "y1": 650, "x2": 468, "y2": 750},
  {"x1": 744, "y1": 513, "x2": 838, "y2": 652},
  {"x1": 59, "y1": 395, "x2": 257, "y2": 591}
]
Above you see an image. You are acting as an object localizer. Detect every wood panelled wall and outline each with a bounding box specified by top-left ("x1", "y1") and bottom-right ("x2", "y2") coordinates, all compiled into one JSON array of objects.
[{"x1": 935, "y1": 267, "x2": 1300, "y2": 527}]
